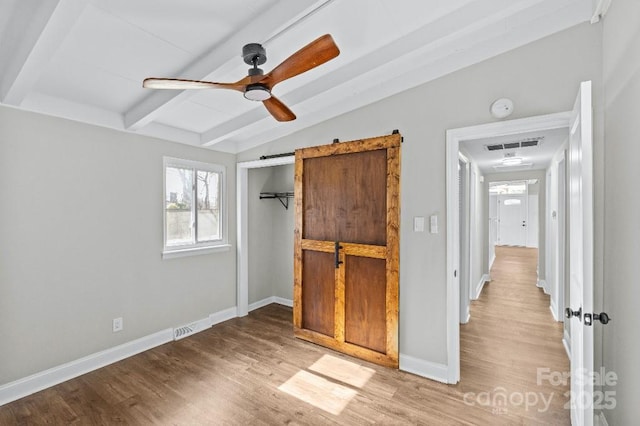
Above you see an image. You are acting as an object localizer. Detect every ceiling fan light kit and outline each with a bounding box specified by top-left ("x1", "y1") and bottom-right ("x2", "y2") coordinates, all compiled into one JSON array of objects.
[
  {"x1": 143, "y1": 34, "x2": 340, "y2": 122},
  {"x1": 244, "y1": 84, "x2": 271, "y2": 101}
]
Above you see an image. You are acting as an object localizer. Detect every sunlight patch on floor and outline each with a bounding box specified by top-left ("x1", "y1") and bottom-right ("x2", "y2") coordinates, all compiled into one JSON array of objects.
[
  {"x1": 308, "y1": 354, "x2": 375, "y2": 388},
  {"x1": 278, "y1": 370, "x2": 357, "y2": 415}
]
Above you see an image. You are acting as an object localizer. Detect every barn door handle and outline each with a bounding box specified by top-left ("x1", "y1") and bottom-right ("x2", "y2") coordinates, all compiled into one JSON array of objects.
[{"x1": 334, "y1": 241, "x2": 343, "y2": 268}]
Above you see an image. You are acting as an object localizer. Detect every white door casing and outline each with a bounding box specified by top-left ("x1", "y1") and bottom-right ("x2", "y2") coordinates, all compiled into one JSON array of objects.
[
  {"x1": 497, "y1": 193, "x2": 528, "y2": 246},
  {"x1": 237, "y1": 155, "x2": 295, "y2": 317},
  {"x1": 446, "y1": 111, "x2": 572, "y2": 384},
  {"x1": 567, "y1": 81, "x2": 594, "y2": 426}
]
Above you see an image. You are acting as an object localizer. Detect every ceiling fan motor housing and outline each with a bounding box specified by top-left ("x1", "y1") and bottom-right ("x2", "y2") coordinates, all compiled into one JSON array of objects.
[{"x1": 243, "y1": 43, "x2": 267, "y2": 66}]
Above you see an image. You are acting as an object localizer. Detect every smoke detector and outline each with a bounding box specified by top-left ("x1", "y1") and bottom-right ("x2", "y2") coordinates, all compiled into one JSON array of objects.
[{"x1": 490, "y1": 98, "x2": 514, "y2": 119}]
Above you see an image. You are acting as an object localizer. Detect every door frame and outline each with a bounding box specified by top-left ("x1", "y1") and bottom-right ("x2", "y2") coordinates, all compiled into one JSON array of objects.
[
  {"x1": 445, "y1": 111, "x2": 571, "y2": 383},
  {"x1": 458, "y1": 153, "x2": 471, "y2": 323},
  {"x1": 236, "y1": 155, "x2": 295, "y2": 317}
]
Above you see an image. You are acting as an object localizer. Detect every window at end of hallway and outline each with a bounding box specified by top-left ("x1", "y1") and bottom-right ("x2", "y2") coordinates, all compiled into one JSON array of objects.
[{"x1": 163, "y1": 157, "x2": 229, "y2": 259}]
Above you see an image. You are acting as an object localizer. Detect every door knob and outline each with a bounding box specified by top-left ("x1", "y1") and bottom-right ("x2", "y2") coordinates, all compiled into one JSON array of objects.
[
  {"x1": 565, "y1": 307, "x2": 582, "y2": 320},
  {"x1": 584, "y1": 312, "x2": 611, "y2": 326}
]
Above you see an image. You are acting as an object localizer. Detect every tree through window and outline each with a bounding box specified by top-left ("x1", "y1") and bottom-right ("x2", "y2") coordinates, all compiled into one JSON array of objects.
[{"x1": 164, "y1": 158, "x2": 225, "y2": 252}]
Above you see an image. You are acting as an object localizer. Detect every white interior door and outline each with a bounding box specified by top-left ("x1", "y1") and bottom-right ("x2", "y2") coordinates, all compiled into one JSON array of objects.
[
  {"x1": 567, "y1": 81, "x2": 594, "y2": 425},
  {"x1": 497, "y1": 194, "x2": 527, "y2": 246}
]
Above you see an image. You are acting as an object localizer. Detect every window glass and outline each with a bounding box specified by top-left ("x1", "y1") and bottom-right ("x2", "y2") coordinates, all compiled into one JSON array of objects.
[
  {"x1": 165, "y1": 167, "x2": 194, "y2": 246},
  {"x1": 197, "y1": 171, "x2": 221, "y2": 242}
]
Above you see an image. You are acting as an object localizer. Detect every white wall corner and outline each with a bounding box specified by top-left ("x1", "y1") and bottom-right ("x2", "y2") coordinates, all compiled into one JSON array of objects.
[
  {"x1": 0, "y1": 328, "x2": 174, "y2": 407},
  {"x1": 591, "y1": 0, "x2": 612, "y2": 24},
  {"x1": 562, "y1": 328, "x2": 571, "y2": 360},
  {"x1": 550, "y1": 299, "x2": 559, "y2": 322},
  {"x1": 248, "y1": 296, "x2": 276, "y2": 312},
  {"x1": 249, "y1": 297, "x2": 294, "y2": 312},
  {"x1": 537, "y1": 279, "x2": 549, "y2": 294},
  {"x1": 399, "y1": 354, "x2": 449, "y2": 384},
  {"x1": 473, "y1": 274, "x2": 490, "y2": 300},
  {"x1": 209, "y1": 306, "x2": 238, "y2": 326},
  {"x1": 273, "y1": 297, "x2": 294, "y2": 307},
  {"x1": 489, "y1": 253, "x2": 496, "y2": 271}
]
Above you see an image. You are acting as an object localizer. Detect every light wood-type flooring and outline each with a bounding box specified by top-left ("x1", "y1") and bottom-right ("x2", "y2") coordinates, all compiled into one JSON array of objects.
[{"x1": 1, "y1": 246, "x2": 569, "y2": 425}]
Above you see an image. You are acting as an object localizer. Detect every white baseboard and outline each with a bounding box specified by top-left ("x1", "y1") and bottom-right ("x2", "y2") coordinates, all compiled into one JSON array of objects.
[
  {"x1": 597, "y1": 411, "x2": 609, "y2": 426},
  {"x1": 537, "y1": 279, "x2": 549, "y2": 294},
  {"x1": 249, "y1": 296, "x2": 293, "y2": 312},
  {"x1": 208, "y1": 306, "x2": 238, "y2": 326},
  {"x1": 562, "y1": 328, "x2": 571, "y2": 360},
  {"x1": 0, "y1": 328, "x2": 173, "y2": 407},
  {"x1": 550, "y1": 299, "x2": 559, "y2": 322},
  {"x1": 274, "y1": 297, "x2": 293, "y2": 307},
  {"x1": 399, "y1": 354, "x2": 449, "y2": 384},
  {"x1": 0, "y1": 305, "x2": 239, "y2": 407},
  {"x1": 472, "y1": 274, "x2": 490, "y2": 300}
]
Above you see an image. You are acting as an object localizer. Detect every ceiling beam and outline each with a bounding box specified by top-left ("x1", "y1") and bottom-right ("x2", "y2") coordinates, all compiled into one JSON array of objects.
[
  {"x1": 1, "y1": 0, "x2": 88, "y2": 106},
  {"x1": 123, "y1": 0, "x2": 326, "y2": 131},
  {"x1": 200, "y1": 0, "x2": 533, "y2": 147},
  {"x1": 204, "y1": 0, "x2": 588, "y2": 152}
]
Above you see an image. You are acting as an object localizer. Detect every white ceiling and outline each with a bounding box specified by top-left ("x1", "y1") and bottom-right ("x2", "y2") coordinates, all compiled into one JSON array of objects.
[
  {"x1": 460, "y1": 127, "x2": 568, "y2": 174},
  {"x1": 0, "y1": 0, "x2": 592, "y2": 154}
]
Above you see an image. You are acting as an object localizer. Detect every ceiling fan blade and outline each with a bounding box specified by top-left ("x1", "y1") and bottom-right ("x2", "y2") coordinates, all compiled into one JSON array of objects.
[
  {"x1": 143, "y1": 78, "x2": 245, "y2": 91},
  {"x1": 263, "y1": 96, "x2": 296, "y2": 122},
  {"x1": 262, "y1": 34, "x2": 339, "y2": 88}
]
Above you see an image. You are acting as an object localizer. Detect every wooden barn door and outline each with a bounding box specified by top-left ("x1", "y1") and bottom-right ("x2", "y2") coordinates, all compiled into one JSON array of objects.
[{"x1": 293, "y1": 133, "x2": 400, "y2": 368}]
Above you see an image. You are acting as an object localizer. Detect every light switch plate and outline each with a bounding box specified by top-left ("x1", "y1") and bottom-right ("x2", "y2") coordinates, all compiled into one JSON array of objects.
[
  {"x1": 430, "y1": 215, "x2": 438, "y2": 234},
  {"x1": 413, "y1": 216, "x2": 425, "y2": 232}
]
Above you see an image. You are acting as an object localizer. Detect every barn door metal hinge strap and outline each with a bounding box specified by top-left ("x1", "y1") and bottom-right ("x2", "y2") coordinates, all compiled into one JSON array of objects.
[{"x1": 334, "y1": 241, "x2": 343, "y2": 268}]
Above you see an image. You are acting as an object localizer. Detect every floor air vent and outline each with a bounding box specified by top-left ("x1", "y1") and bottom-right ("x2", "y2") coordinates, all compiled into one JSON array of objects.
[{"x1": 173, "y1": 317, "x2": 213, "y2": 340}]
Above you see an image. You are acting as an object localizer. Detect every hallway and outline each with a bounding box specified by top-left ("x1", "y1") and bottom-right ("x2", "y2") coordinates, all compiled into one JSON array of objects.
[{"x1": 460, "y1": 246, "x2": 570, "y2": 424}]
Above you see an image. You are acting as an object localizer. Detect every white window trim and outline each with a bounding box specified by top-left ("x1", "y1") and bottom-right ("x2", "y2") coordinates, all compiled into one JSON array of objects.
[{"x1": 162, "y1": 157, "x2": 228, "y2": 259}]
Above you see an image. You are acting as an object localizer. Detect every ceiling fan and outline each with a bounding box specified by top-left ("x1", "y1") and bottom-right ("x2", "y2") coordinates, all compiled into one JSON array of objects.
[{"x1": 143, "y1": 34, "x2": 340, "y2": 122}]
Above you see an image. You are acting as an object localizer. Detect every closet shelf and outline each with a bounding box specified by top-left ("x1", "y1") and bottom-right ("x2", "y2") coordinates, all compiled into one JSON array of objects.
[{"x1": 259, "y1": 191, "x2": 294, "y2": 209}]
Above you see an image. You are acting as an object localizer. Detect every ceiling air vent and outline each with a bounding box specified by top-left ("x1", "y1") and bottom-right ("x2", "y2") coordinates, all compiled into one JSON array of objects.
[{"x1": 484, "y1": 137, "x2": 542, "y2": 151}]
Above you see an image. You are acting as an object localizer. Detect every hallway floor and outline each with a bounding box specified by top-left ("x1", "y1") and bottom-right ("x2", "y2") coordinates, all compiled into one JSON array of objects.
[{"x1": 460, "y1": 245, "x2": 570, "y2": 424}]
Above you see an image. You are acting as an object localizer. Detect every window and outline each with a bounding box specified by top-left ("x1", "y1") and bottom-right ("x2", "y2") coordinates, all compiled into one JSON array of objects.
[{"x1": 163, "y1": 157, "x2": 228, "y2": 257}]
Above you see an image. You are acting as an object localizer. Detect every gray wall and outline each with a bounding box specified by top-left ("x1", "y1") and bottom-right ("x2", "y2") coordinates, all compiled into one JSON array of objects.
[
  {"x1": 247, "y1": 164, "x2": 294, "y2": 304},
  {"x1": 602, "y1": 0, "x2": 640, "y2": 423},
  {"x1": 248, "y1": 167, "x2": 275, "y2": 304},
  {"x1": 0, "y1": 106, "x2": 237, "y2": 385},
  {"x1": 238, "y1": 23, "x2": 603, "y2": 365}
]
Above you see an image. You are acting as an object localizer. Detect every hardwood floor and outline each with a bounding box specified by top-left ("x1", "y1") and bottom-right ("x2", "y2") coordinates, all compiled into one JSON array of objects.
[{"x1": 1, "y1": 246, "x2": 569, "y2": 425}]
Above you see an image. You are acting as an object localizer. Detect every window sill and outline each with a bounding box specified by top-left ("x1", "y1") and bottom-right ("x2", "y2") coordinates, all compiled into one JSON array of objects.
[{"x1": 162, "y1": 244, "x2": 232, "y2": 260}]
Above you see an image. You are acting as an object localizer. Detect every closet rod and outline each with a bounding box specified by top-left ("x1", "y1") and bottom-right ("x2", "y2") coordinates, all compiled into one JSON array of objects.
[{"x1": 259, "y1": 191, "x2": 294, "y2": 209}]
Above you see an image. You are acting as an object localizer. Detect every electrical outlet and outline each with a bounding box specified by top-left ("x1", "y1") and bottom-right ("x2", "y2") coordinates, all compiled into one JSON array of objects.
[{"x1": 112, "y1": 317, "x2": 123, "y2": 333}]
